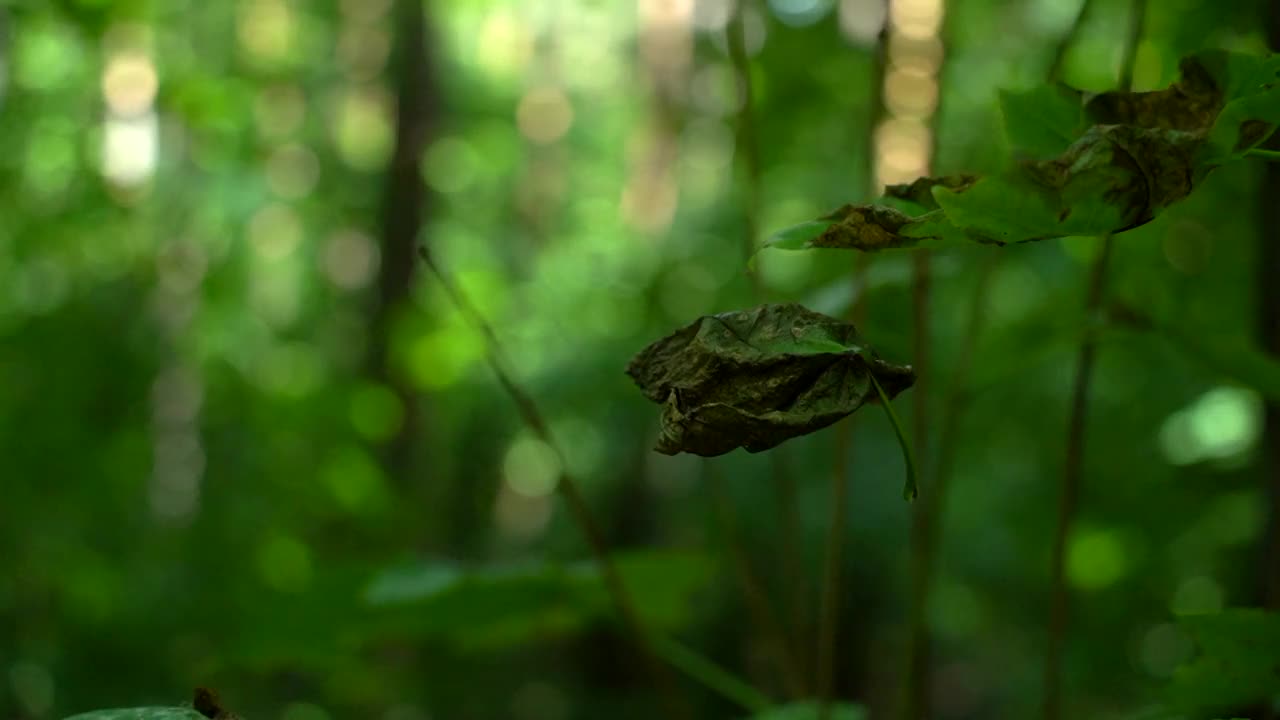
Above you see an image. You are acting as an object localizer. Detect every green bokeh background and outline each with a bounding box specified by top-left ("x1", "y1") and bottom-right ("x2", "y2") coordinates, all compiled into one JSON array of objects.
[{"x1": 2, "y1": 0, "x2": 1277, "y2": 718}]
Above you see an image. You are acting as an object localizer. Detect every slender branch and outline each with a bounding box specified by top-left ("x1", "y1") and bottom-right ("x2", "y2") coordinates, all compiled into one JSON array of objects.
[
  {"x1": 727, "y1": 0, "x2": 809, "y2": 669},
  {"x1": 1247, "y1": 148, "x2": 1280, "y2": 162},
  {"x1": 816, "y1": 415, "x2": 853, "y2": 719},
  {"x1": 1043, "y1": 4, "x2": 1145, "y2": 719},
  {"x1": 708, "y1": 463, "x2": 808, "y2": 698},
  {"x1": 817, "y1": 17, "x2": 888, "y2": 718},
  {"x1": 727, "y1": 0, "x2": 763, "y2": 279},
  {"x1": 653, "y1": 620, "x2": 774, "y2": 712},
  {"x1": 900, "y1": 4, "x2": 944, "y2": 715},
  {"x1": 416, "y1": 247, "x2": 696, "y2": 720},
  {"x1": 1256, "y1": 8, "x2": 1280, "y2": 720},
  {"x1": 905, "y1": 2, "x2": 1097, "y2": 716}
]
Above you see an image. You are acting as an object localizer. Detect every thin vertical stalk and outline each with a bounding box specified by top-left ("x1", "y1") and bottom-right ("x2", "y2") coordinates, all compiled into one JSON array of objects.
[
  {"x1": 415, "y1": 249, "x2": 695, "y2": 720},
  {"x1": 906, "y1": 1, "x2": 1097, "y2": 717},
  {"x1": 372, "y1": 0, "x2": 435, "y2": 491},
  {"x1": 1261, "y1": 0, "x2": 1280, "y2": 618},
  {"x1": 817, "y1": 14, "x2": 888, "y2": 718},
  {"x1": 899, "y1": 2, "x2": 946, "y2": 714},
  {"x1": 708, "y1": 464, "x2": 808, "y2": 698},
  {"x1": 1043, "y1": 3, "x2": 1145, "y2": 719},
  {"x1": 1257, "y1": 6, "x2": 1280, "y2": 718},
  {"x1": 727, "y1": 0, "x2": 808, "y2": 663}
]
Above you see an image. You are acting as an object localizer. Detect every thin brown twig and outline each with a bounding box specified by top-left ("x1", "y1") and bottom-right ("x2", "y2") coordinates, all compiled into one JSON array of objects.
[
  {"x1": 708, "y1": 463, "x2": 809, "y2": 698},
  {"x1": 1043, "y1": 3, "x2": 1145, "y2": 719},
  {"x1": 817, "y1": 14, "x2": 888, "y2": 718},
  {"x1": 416, "y1": 247, "x2": 694, "y2": 720},
  {"x1": 727, "y1": 0, "x2": 809, "y2": 673},
  {"x1": 904, "y1": 1, "x2": 1097, "y2": 716}
]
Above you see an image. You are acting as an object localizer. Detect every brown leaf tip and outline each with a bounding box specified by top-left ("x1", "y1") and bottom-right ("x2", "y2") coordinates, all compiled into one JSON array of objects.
[{"x1": 193, "y1": 687, "x2": 239, "y2": 720}]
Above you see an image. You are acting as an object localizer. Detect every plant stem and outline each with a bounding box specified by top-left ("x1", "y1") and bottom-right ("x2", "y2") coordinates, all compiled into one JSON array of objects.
[
  {"x1": 652, "y1": 634, "x2": 774, "y2": 712},
  {"x1": 817, "y1": 18, "x2": 887, "y2": 718},
  {"x1": 1247, "y1": 148, "x2": 1280, "y2": 162},
  {"x1": 1256, "y1": 10, "x2": 1280, "y2": 720},
  {"x1": 1043, "y1": 4, "x2": 1144, "y2": 719},
  {"x1": 728, "y1": 0, "x2": 809, "y2": 666},
  {"x1": 708, "y1": 463, "x2": 808, "y2": 698},
  {"x1": 416, "y1": 247, "x2": 697, "y2": 720}
]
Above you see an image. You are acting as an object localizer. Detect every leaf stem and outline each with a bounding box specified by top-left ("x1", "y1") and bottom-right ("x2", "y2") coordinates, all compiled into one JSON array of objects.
[
  {"x1": 871, "y1": 374, "x2": 918, "y2": 502},
  {"x1": 1247, "y1": 148, "x2": 1280, "y2": 161}
]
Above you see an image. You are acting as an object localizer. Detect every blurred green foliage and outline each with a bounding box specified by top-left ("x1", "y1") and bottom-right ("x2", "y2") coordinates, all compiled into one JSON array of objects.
[{"x1": 3, "y1": 0, "x2": 1280, "y2": 718}]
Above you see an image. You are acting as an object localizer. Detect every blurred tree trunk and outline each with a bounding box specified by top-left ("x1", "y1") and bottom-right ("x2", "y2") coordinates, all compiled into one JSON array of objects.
[
  {"x1": 1259, "y1": 0, "x2": 1280, "y2": 614},
  {"x1": 372, "y1": 0, "x2": 437, "y2": 493}
]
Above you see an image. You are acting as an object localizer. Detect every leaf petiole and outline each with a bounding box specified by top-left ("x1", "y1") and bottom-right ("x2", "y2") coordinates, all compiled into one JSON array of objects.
[{"x1": 870, "y1": 374, "x2": 918, "y2": 501}]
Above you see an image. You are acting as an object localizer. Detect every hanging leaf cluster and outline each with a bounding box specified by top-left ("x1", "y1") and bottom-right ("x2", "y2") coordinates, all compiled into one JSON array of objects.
[
  {"x1": 627, "y1": 303, "x2": 914, "y2": 457},
  {"x1": 766, "y1": 50, "x2": 1280, "y2": 252}
]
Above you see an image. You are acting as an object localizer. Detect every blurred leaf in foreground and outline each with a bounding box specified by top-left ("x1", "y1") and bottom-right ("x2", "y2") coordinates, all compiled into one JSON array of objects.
[
  {"x1": 363, "y1": 550, "x2": 715, "y2": 648},
  {"x1": 63, "y1": 710, "x2": 207, "y2": 720},
  {"x1": 747, "y1": 701, "x2": 868, "y2": 719},
  {"x1": 627, "y1": 303, "x2": 914, "y2": 456},
  {"x1": 1166, "y1": 608, "x2": 1280, "y2": 713}
]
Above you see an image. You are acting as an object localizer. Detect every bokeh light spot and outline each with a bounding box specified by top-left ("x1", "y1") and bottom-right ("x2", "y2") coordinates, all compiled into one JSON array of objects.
[
  {"x1": 1159, "y1": 386, "x2": 1261, "y2": 466},
  {"x1": 102, "y1": 52, "x2": 157, "y2": 116},
  {"x1": 349, "y1": 383, "x2": 405, "y2": 441},
  {"x1": 422, "y1": 137, "x2": 480, "y2": 194},
  {"x1": 333, "y1": 86, "x2": 394, "y2": 170},
  {"x1": 256, "y1": 85, "x2": 308, "y2": 138},
  {"x1": 503, "y1": 435, "x2": 561, "y2": 498},
  {"x1": 238, "y1": 0, "x2": 295, "y2": 65},
  {"x1": 323, "y1": 445, "x2": 387, "y2": 514},
  {"x1": 517, "y1": 87, "x2": 574, "y2": 144},
  {"x1": 1068, "y1": 527, "x2": 1129, "y2": 590},
  {"x1": 8, "y1": 662, "x2": 54, "y2": 717},
  {"x1": 1139, "y1": 623, "x2": 1192, "y2": 678},
  {"x1": 266, "y1": 143, "x2": 321, "y2": 199},
  {"x1": 249, "y1": 204, "x2": 303, "y2": 260},
  {"x1": 322, "y1": 229, "x2": 379, "y2": 290},
  {"x1": 258, "y1": 534, "x2": 313, "y2": 593},
  {"x1": 1171, "y1": 575, "x2": 1224, "y2": 615}
]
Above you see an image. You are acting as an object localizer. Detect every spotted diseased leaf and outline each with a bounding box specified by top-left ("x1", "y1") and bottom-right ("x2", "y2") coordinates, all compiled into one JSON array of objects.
[
  {"x1": 884, "y1": 174, "x2": 979, "y2": 212},
  {"x1": 627, "y1": 304, "x2": 914, "y2": 456},
  {"x1": 767, "y1": 51, "x2": 1280, "y2": 253}
]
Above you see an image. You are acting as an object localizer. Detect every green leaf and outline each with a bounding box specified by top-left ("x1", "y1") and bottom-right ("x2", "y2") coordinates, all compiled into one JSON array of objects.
[
  {"x1": 747, "y1": 701, "x2": 868, "y2": 719},
  {"x1": 765, "y1": 219, "x2": 838, "y2": 250},
  {"x1": 628, "y1": 304, "x2": 915, "y2": 456},
  {"x1": 999, "y1": 83, "x2": 1086, "y2": 158},
  {"x1": 363, "y1": 549, "x2": 716, "y2": 648},
  {"x1": 1166, "y1": 608, "x2": 1280, "y2": 713},
  {"x1": 64, "y1": 710, "x2": 207, "y2": 720}
]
